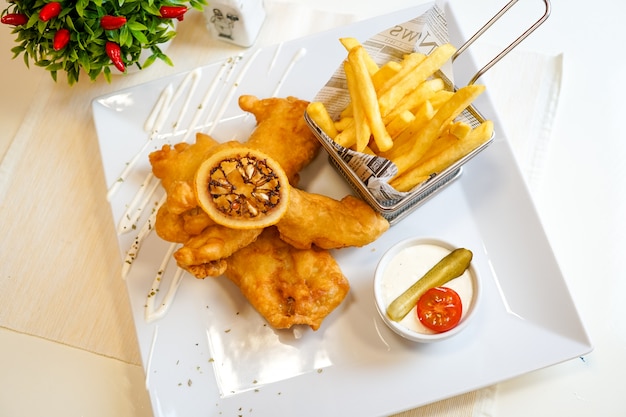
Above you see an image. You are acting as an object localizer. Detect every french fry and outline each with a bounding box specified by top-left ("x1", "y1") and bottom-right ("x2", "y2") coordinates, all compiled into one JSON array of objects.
[
  {"x1": 447, "y1": 121, "x2": 473, "y2": 140},
  {"x1": 343, "y1": 60, "x2": 371, "y2": 152},
  {"x1": 334, "y1": 120, "x2": 357, "y2": 148},
  {"x1": 377, "y1": 44, "x2": 455, "y2": 115},
  {"x1": 383, "y1": 100, "x2": 436, "y2": 160},
  {"x1": 376, "y1": 52, "x2": 426, "y2": 96},
  {"x1": 428, "y1": 90, "x2": 455, "y2": 111},
  {"x1": 306, "y1": 102, "x2": 339, "y2": 138},
  {"x1": 390, "y1": 120, "x2": 494, "y2": 191},
  {"x1": 339, "y1": 37, "x2": 378, "y2": 75},
  {"x1": 382, "y1": 78, "x2": 445, "y2": 124},
  {"x1": 341, "y1": 61, "x2": 402, "y2": 119},
  {"x1": 372, "y1": 61, "x2": 402, "y2": 90},
  {"x1": 391, "y1": 84, "x2": 486, "y2": 177},
  {"x1": 334, "y1": 116, "x2": 353, "y2": 132},
  {"x1": 416, "y1": 132, "x2": 461, "y2": 164},
  {"x1": 388, "y1": 173, "x2": 432, "y2": 192},
  {"x1": 347, "y1": 46, "x2": 393, "y2": 152},
  {"x1": 385, "y1": 110, "x2": 415, "y2": 138}
]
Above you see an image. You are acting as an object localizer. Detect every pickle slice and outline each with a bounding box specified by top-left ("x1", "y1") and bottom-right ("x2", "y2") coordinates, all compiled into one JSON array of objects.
[{"x1": 386, "y1": 247, "x2": 473, "y2": 322}]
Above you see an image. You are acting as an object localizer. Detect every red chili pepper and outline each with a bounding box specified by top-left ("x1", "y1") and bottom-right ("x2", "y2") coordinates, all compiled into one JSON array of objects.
[
  {"x1": 53, "y1": 28, "x2": 70, "y2": 50},
  {"x1": 39, "y1": 2, "x2": 62, "y2": 22},
  {"x1": 1, "y1": 13, "x2": 28, "y2": 26},
  {"x1": 158, "y1": 5, "x2": 187, "y2": 19},
  {"x1": 105, "y1": 41, "x2": 125, "y2": 72},
  {"x1": 100, "y1": 15, "x2": 127, "y2": 30}
]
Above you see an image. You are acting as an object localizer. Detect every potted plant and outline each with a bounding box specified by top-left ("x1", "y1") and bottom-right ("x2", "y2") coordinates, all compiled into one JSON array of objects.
[{"x1": 1, "y1": 0, "x2": 206, "y2": 84}]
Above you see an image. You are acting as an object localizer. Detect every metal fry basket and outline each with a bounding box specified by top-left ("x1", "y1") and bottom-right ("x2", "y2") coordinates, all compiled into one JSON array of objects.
[{"x1": 305, "y1": 0, "x2": 551, "y2": 225}]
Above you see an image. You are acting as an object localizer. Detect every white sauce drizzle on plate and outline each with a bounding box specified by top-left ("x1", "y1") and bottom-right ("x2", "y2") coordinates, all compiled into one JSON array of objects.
[
  {"x1": 144, "y1": 324, "x2": 159, "y2": 390},
  {"x1": 144, "y1": 243, "x2": 185, "y2": 323},
  {"x1": 272, "y1": 47, "x2": 306, "y2": 97},
  {"x1": 120, "y1": 194, "x2": 164, "y2": 280}
]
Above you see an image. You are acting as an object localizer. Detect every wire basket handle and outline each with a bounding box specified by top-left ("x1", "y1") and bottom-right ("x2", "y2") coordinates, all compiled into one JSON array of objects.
[{"x1": 453, "y1": 0, "x2": 551, "y2": 85}]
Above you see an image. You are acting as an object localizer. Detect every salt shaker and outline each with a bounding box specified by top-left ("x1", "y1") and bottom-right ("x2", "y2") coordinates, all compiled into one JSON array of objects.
[{"x1": 205, "y1": 0, "x2": 266, "y2": 48}]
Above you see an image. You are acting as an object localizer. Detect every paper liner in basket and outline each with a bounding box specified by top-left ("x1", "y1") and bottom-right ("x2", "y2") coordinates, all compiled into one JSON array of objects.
[{"x1": 310, "y1": 4, "x2": 455, "y2": 203}]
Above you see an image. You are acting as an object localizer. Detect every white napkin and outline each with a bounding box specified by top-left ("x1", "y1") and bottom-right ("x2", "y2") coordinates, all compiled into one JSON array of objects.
[
  {"x1": 259, "y1": 1, "x2": 357, "y2": 45},
  {"x1": 473, "y1": 45, "x2": 564, "y2": 193},
  {"x1": 392, "y1": 385, "x2": 497, "y2": 417}
]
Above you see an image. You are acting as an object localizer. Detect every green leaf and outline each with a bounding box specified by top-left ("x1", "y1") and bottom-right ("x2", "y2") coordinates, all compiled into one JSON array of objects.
[
  {"x1": 142, "y1": 53, "x2": 157, "y2": 68},
  {"x1": 91, "y1": 26, "x2": 105, "y2": 40},
  {"x1": 103, "y1": 66, "x2": 112, "y2": 83},
  {"x1": 11, "y1": 45, "x2": 25, "y2": 55},
  {"x1": 158, "y1": 52, "x2": 173, "y2": 67},
  {"x1": 118, "y1": 26, "x2": 128, "y2": 46},
  {"x1": 141, "y1": 3, "x2": 160, "y2": 16},
  {"x1": 130, "y1": 29, "x2": 149, "y2": 44},
  {"x1": 26, "y1": 14, "x2": 38, "y2": 29},
  {"x1": 78, "y1": 51, "x2": 91, "y2": 72},
  {"x1": 46, "y1": 62, "x2": 64, "y2": 72},
  {"x1": 84, "y1": 22, "x2": 95, "y2": 37},
  {"x1": 75, "y1": 0, "x2": 87, "y2": 18},
  {"x1": 65, "y1": 16, "x2": 76, "y2": 31},
  {"x1": 91, "y1": 37, "x2": 106, "y2": 47},
  {"x1": 67, "y1": 69, "x2": 77, "y2": 85},
  {"x1": 190, "y1": 0, "x2": 207, "y2": 11},
  {"x1": 127, "y1": 21, "x2": 148, "y2": 31}
]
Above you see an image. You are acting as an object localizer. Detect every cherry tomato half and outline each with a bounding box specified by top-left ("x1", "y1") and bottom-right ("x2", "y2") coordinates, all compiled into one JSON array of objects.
[{"x1": 416, "y1": 286, "x2": 463, "y2": 333}]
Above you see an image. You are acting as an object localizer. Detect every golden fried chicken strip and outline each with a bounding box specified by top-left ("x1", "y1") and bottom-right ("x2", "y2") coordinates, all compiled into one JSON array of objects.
[
  {"x1": 276, "y1": 188, "x2": 390, "y2": 250},
  {"x1": 174, "y1": 225, "x2": 263, "y2": 278},
  {"x1": 225, "y1": 227, "x2": 350, "y2": 330},
  {"x1": 239, "y1": 95, "x2": 320, "y2": 185}
]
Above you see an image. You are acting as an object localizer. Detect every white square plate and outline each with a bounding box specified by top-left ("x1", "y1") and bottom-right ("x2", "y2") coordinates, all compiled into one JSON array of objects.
[{"x1": 92, "y1": 3, "x2": 591, "y2": 416}]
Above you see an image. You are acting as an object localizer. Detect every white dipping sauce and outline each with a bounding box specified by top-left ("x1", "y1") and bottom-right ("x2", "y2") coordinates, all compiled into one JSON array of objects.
[{"x1": 381, "y1": 243, "x2": 474, "y2": 334}]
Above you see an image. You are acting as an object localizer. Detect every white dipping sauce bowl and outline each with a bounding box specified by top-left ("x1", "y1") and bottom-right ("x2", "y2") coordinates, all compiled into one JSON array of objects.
[{"x1": 373, "y1": 237, "x2": 481, "y2": 343}]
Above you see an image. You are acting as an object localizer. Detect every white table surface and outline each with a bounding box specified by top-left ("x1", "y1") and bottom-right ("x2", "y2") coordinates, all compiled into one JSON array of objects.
[{"x1": 1, "y1": 0, "x2": 624, "y2": 416}]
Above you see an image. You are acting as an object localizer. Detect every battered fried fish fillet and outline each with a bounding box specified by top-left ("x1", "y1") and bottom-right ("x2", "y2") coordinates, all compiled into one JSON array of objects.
[
  {"x1": 155, "y1": 202, "x2": 191, "y2": 243},
  {"x1": 239, "y1": 95, "x2": 320, "y2": 185},
  {"x1": 155, "y1": 203, "x2": 220, "y2": 246},
  {"x1": 224, "y1": 227, "x2": 350, "y2": 330},
  {"x1": 181, "y1": 206, "x2": 214, "y2": 236},
  {"x1": 276, "y1": 187, "x2": 390, "y2": 250},
  {"x1": 150, "y1": 133, "x2": 219, "y2": 182},
  {"x1": 181, "y1": 259, "x2": 228, "y2": 280},
  {"x1": 174, "y1": 225, "x2": 263, "y2": 278},
  {"x1": 149, "y1": 133, "x2": 220, "y2": 214}
]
